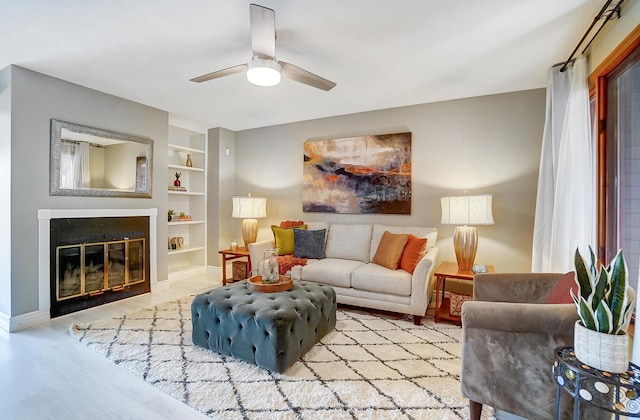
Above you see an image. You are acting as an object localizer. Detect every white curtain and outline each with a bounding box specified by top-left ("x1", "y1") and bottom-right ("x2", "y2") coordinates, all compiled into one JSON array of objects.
[
  {"x1": 76, "y1": 142, "x2": 91, "y2": 188},
  {"x1": 60, "y1": 141, "x2": 91, "y2": 189},
  {"x1": 532, "y1": 57, "x2": 595, "y2": 273}
]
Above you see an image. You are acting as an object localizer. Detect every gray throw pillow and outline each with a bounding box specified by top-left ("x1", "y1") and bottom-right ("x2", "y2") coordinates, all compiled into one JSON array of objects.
[{"x1": 294, "y1": 229, "x2": 326, "y2": 259}]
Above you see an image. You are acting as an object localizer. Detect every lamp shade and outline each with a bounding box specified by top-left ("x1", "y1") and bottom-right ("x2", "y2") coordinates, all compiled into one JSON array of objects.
[
  {"x1": 232, "y1": 196, "x2": 267, "y2": 219},
  {"x1": 440, "y1": 195, "x2": 494, "y2": 226}
]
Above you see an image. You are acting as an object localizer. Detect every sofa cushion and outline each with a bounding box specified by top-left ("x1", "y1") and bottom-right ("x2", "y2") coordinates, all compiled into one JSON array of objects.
[
  {"x1": 301, "y1": 258, "x2": 364, "y2": 288},
  {"x1": 369, "y1": 224, "x2": 438, "y2": 262},
  {"x1": 399, "y1": 234, "x2": 428, "y2": 274},
  {"x1": 351, "y1": 263, "x2": 412, "y2": 297},
  {"x1": 294, "y1": 229, "x2": 326, "y2": 259},
  {"x1": 372, "y1": 231, "x2": 409, "y2": 270},
  {"x1": 325, "y1": 224, "x2": 373, "y2": 263},
  {"x1": 306, "y1": 221, "x2": 330, "y2": 231},
  {"x1": 271, "y1": 224, "x2": 307, "y2": 255}
]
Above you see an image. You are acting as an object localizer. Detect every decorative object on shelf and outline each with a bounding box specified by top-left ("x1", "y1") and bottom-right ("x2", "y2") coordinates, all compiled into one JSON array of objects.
[
  {"x1": 230, "y1": 239, "x2": 238, "y2": 251},
  {"x1": 263, "y1": 249, "x2": 279, "y2": 284},
  {"x1": 572, "y1": 247, "x2": 635, "y2": 373},
  {"x1": 167, "y1": 209, "x2": 175, "y2": 222},
  {"x1": 168, "y1": 185, "x2": 187, "y2": 192},
  {"x1": 232, "y1": 194, "x2": 267, "y2": 247},
  {"x1": 169, "y1": 237, "x2": 184, "y2": 249},
  {"x1": 440, "y1": 194, "x2": 494, "y2": 271},
  {"x1": 303, "y1": 133, "x2": 411, "y2": 214},
  {"x1": 186, "y1": 154, "x2": 193, "y2": 167},
  {"x1": 174, "y1": 172, "x2": 181, "y2": 187}
]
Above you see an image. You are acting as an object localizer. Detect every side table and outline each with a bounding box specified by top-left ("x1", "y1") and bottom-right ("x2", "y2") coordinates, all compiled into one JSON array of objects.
[
  {"x1": 433, "y1": 261, "x2": 494, "y2": 324},
  {"x1": 553, "y1": 346, "x2": 640, "y2": 419},
  {"x1": 219, "y1": 247, "x2": 251, "y2": 286}
]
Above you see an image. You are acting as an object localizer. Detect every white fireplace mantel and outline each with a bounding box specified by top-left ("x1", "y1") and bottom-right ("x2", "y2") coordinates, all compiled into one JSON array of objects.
[{"x1": 37, "y1": 208, "x2": 158, "y2": 312}]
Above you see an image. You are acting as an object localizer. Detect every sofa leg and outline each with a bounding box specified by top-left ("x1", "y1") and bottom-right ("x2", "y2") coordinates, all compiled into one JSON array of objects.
[
  {"x1": 412, "y1": 315, "x2": 422, "y2": 325},
  {"x1": 469, "y1": 400, "x2": 482, "y2": 420}
]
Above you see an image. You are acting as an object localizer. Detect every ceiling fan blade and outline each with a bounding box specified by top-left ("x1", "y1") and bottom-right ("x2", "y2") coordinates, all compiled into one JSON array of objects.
[
  {"x1": 250, "y1": 3, "x2": 276, "y2": 59},
  {"x1": 279, "y1": 61, "x2": 336, "y2": 91},
  {"x1": 190, "y1": 64, "x2": 247, "y2": 83}
]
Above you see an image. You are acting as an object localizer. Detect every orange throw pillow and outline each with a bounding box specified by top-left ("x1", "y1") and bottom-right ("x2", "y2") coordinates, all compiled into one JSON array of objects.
[
  {"x1": 372, "y1": 231, "x2": 409, "y2": 270},
  {"x1": 399, "y1": 234, "x2": 428, "y2": 274},
  {"x1": 280, "y1": 220, "x2": 305, "y2": 228}
]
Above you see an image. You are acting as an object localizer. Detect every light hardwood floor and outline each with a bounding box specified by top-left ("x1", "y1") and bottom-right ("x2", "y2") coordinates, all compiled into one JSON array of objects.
[
  {"x1": 0, "y1": 272, "x2": 219, "y2": 420},
  {"x1": 1, "y1": 272, "x2": 520, "y2": 420}
]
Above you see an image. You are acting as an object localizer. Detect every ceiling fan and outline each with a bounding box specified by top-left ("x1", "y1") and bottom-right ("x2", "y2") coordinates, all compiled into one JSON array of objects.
[{"x1": 190, "y1": 3, "x2": 336, "y2": 91}]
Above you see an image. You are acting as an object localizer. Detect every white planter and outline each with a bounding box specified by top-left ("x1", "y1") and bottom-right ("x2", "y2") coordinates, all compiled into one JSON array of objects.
[{"x1": 574, "y1": 321, "x2": 629, "y2": 373}]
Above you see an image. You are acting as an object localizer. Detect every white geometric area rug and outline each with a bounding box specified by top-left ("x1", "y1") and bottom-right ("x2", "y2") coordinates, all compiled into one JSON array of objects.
[{"x1": 70, "y1": 295, "x2": 493, "y2": 420}]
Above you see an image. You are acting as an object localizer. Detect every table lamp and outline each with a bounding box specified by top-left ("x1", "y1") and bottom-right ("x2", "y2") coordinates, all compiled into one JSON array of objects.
[
  {"x1": 232, "y1": 194, "x2": 267, "y2": 247},
  {"x1": 440, "y1": 194, "x2": 494, "y2": 271}
]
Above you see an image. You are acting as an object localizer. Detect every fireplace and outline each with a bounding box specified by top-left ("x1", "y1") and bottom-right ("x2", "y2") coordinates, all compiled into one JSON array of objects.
[{"x1": 49, "y1": 216, "x2": 151, "y2": 317}]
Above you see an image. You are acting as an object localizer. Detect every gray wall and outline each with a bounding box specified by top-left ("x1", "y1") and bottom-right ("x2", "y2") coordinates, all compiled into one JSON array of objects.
[
  {"x1": 207, "y1": 127, "x2": 236, "y2": 266},
  {"x1": 8, "y1": 65, "x2": 168, "y2": 317},
  {"x1": 0, "y1": 66, "x2": 11, "y2": 317},
  {"x1": 231, "y1": 89, "x2": 546, "y2": 272}
]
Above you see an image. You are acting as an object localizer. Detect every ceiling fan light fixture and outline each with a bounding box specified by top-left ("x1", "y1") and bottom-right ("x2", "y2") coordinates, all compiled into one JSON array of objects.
[{"x1": 247, "y1": 57, "x2": 281, "y2": 87}]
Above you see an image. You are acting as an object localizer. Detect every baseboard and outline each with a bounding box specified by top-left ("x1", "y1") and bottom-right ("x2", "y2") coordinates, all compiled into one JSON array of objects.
[
  {"x1": 167, "y1": 266, "x2": 208, "y2": 282},
  {"x1": 3, "y1": 309, "x2": 50, "y2": 332}
]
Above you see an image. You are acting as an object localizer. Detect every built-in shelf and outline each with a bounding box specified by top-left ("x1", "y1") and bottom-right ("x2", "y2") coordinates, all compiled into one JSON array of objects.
[
  {"x1": 168, "y1": 164, "x2": 204, "y2": 172},
  {"x1": 168, "y1": 143, "x2": 205, "y2": 154},
  {"x1": 168, "y1": 191, "x2": 204, "y2": 196},
  {"x1": 168, "y1": 126, "x2": 207, "y2": 278},
  {"x1": 168, "y1": 220, "x2": 204, "y2": 226},
  {"x1": 168, "y1": 246, "x2": 205, "y2": 256}
]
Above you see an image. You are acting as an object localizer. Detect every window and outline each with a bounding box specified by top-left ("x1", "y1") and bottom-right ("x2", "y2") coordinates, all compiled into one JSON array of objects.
[{"x1": 594, "y1": 26, "x2": 640, "y2": 288}]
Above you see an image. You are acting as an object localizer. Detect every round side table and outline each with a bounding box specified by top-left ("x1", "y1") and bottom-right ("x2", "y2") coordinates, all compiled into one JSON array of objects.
[{"x1": 553, "y1": 346, "x2": 640, "y2": 419}]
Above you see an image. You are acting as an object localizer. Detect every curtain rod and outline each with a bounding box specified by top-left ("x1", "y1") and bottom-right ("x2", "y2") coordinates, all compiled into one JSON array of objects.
[{"x1": 560, "y1": 0, "x2": 624, "y2": 72}]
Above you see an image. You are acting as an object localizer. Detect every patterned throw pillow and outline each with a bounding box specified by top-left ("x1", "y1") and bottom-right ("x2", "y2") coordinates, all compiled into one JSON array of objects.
[
  {"x1": 372, "y1": 231, "x2": 409, "y2": 270},
  {"x1": 294, "y1": 229, "x2": 327, "y2": 259}
]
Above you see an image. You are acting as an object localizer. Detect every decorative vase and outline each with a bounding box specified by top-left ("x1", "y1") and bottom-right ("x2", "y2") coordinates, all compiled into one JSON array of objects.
[
  {"x1": 574, "y1": 321, "x2": 629, "y2": 373},
  {"x1": 263, "y1": 249, "x2": 279, "y2": 284},
  {"x1": 174, "y1": 180, "x2": 181, "y2": 187}
]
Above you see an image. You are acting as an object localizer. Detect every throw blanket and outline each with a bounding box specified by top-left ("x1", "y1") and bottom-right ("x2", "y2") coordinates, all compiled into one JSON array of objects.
[{"x1": 278, "y1": 255, "x2": 307, "y2": 274}]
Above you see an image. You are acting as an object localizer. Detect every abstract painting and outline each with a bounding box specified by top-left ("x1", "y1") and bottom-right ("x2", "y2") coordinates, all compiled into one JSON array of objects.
[{"x1": 303, "y1": 132, "x2": 411, "y2": 214}]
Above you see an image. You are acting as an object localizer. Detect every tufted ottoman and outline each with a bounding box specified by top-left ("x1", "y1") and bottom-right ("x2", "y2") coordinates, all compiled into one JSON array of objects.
[{"x1": 191, "y1": 280, "x2": 336, "y2": 373}]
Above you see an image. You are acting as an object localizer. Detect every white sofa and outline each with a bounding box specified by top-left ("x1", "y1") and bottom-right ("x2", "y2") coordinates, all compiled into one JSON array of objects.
[{"x1": 248, "y1": 223, "x2": 438, "y2": 325}]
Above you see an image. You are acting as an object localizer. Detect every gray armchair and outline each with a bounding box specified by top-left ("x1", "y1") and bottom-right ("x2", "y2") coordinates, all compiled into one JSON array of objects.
[{"x1": 461, "y1": 273, "x2": 579, "y2": 420}]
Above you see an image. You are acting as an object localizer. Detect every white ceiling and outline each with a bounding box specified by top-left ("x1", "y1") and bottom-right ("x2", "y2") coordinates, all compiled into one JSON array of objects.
[{"x1": 1, "y1": 0, "x2": 602, "y2": 131}]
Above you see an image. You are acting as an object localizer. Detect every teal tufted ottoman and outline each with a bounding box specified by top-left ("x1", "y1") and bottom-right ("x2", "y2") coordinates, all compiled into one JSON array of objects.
[{"x1": 191, "y1": 280, "x2": 336, "y2": 373}]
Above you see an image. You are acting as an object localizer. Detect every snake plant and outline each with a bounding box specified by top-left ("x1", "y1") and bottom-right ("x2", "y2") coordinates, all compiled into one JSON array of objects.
[{"x1": 571, "y1": 247, "x2": 634, "y2": 335}]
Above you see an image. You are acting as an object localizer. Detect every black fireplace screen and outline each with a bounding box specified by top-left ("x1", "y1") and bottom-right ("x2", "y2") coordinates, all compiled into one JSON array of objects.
[{"x1": 50, "y1": 216, "x2": 150, "y2": 317}]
